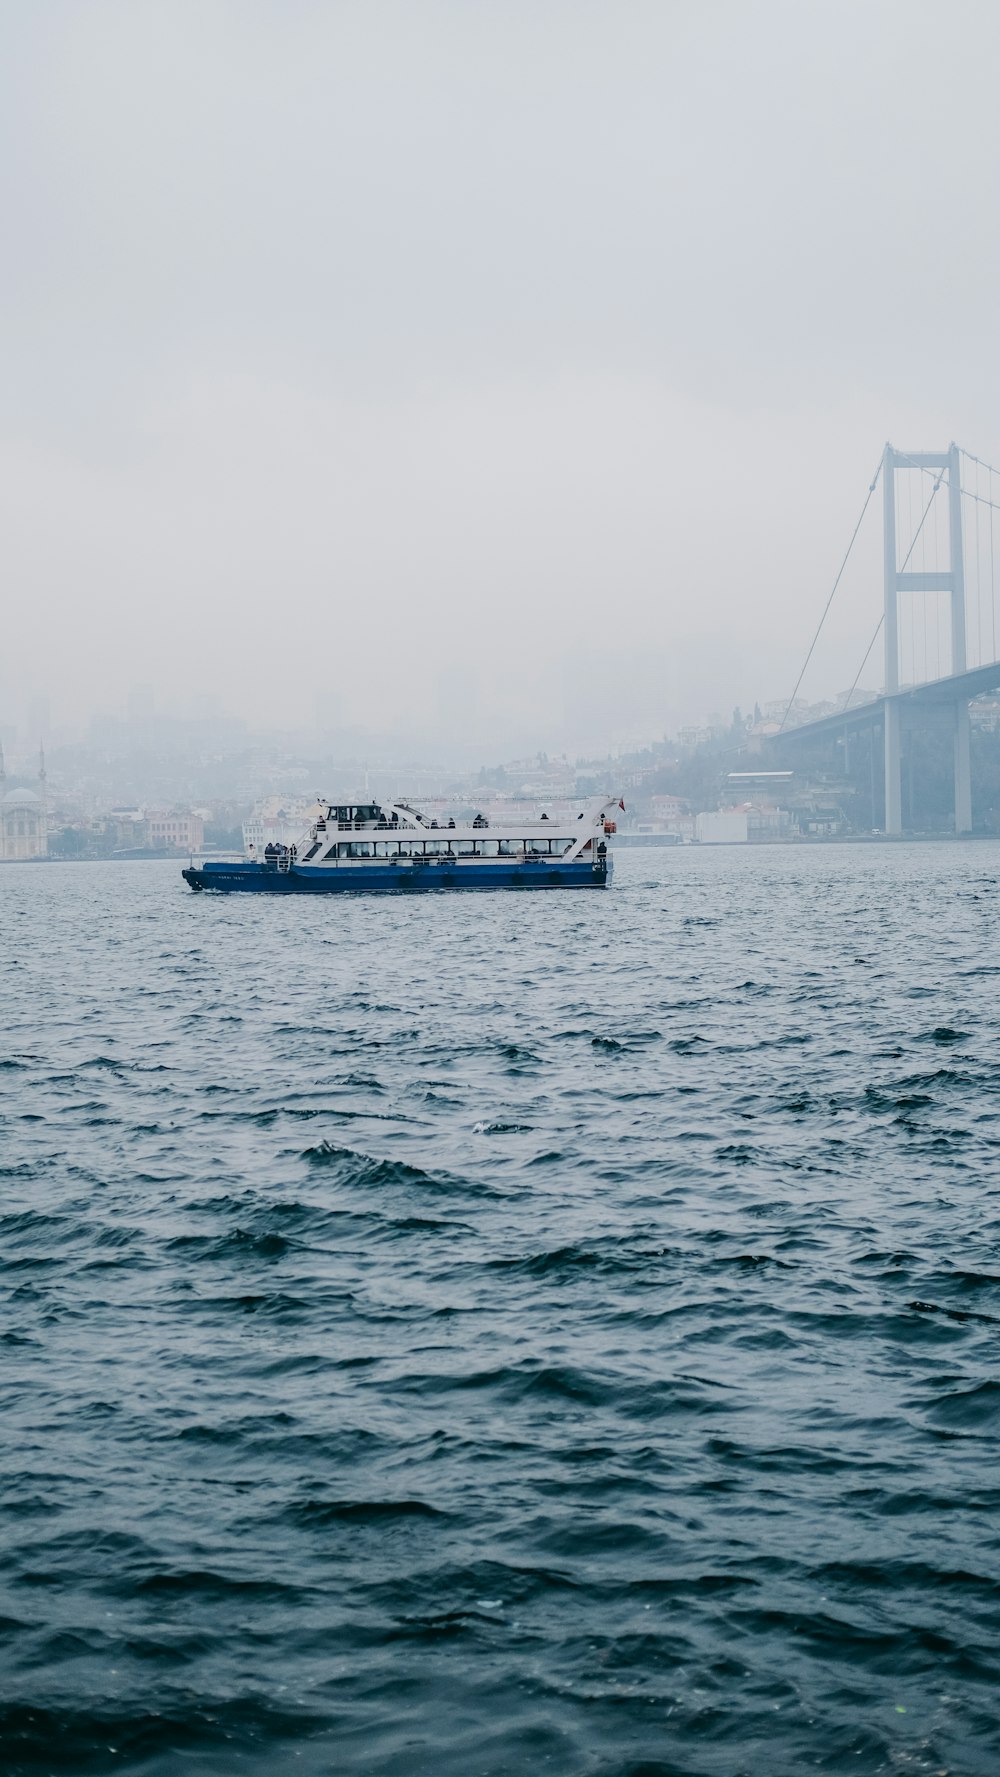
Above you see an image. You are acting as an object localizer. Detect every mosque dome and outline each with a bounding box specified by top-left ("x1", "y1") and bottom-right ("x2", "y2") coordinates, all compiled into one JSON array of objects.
[{"x1": 2, "y1": 787, "x2": 40, "y2": 808}]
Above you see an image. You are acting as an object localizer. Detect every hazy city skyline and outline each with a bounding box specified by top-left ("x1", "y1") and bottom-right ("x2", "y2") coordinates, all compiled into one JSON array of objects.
[{"x1": 4, "y1": 1, "x2": 1000, "y2": 755}]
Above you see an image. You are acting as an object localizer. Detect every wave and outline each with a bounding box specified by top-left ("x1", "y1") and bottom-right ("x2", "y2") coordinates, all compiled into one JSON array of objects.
[
  {"x1": 482, "y1": 1240, "x2": 682, "y2": 1281},
  {"x1": 165, "y1": 1228, "x2": 291, "y2": 1261},
  {"x1": 300, "y1": 1140, "x2": 492, "y2": 1198},
  {"x1": 285, "y1": 1496, "x2": 448, "y2": 1527},
  {"x1": 926, "y1": 1380, "x2": 1000, "y2": 1430}
]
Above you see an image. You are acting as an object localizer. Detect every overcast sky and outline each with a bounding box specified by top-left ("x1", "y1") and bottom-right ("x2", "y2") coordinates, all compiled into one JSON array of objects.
[{"x1": 3, "y1": 0, "x2": 1000, "y2": 754}]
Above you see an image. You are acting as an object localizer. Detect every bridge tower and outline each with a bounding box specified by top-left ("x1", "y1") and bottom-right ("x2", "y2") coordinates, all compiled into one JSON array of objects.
[{"x1": 882, "y1": 443, "x2": 970, "y2": 834}]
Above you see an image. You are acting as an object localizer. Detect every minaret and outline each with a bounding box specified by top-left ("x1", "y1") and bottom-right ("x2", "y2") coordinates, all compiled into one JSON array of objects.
[{"x1": 37, "y1": 741, "x2": 48, "y2": 857}]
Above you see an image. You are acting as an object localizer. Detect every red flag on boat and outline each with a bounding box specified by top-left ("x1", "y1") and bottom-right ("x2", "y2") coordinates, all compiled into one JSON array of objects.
[{"x1": 619, "y1": 799, "x2": 625, "y2": 810}]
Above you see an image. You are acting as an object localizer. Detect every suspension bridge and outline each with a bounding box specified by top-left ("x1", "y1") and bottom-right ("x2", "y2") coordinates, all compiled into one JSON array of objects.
[{"x1": 771, "y1": 443, "x2": 1000, "y2": 833}]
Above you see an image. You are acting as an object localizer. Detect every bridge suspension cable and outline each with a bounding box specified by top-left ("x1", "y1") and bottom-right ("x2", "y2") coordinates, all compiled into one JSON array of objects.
[
  {"x1": 848, "y1": 616, "x2": 884, "y2": 704},
  {"x1": 844, "y1": 474, "x2": 947, "y2": 709},
  {"x1": 778, "y1": 454, "x2": 883, "y2": 732},
  {"x1": 961, "y1": 449, "x2": 998, "y2": 667},
  {"x1": 960, "y1": 447, "x2": 1000, "y2": 478},
  {"x1": 894, "y1": 445, "x2": 1000, "y2": 515}
]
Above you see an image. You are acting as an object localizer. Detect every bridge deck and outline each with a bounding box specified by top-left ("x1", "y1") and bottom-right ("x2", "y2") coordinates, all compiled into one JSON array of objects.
[{"x1": 773, "y1": 660, "x2": 1000, "y2": 746}]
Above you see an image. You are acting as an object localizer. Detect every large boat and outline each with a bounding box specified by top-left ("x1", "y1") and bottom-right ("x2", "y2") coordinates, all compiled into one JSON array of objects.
[{"x1": 182, "y1": 798, "x2": 620, "y2": 894}]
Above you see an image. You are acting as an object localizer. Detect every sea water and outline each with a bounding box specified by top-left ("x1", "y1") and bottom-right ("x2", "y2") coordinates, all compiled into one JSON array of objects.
[{"x1": 2, "y1": 847, "x2": 1000, "y2": 1775}]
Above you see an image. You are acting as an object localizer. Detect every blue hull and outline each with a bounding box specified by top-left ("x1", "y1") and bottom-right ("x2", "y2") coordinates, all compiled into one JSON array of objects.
[{"x1": 183, "y1": 858, "x2": 611, "y2": 894}]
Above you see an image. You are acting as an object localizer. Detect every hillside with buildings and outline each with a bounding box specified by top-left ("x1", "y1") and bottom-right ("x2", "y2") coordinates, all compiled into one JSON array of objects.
[{"x1": 7, "y1": 685, "x2": 1000, "y2": 862}]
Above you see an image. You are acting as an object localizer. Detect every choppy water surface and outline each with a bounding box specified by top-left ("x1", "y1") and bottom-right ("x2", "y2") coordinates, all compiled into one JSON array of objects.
[{"x1": 3, "y1": 847, "x2": 1000, "y2": 1776}]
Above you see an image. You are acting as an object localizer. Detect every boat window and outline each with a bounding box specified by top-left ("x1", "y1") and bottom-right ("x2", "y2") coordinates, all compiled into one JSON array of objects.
[{"x1": 457, "y1": 841, "x2": 476, "y2": 856}]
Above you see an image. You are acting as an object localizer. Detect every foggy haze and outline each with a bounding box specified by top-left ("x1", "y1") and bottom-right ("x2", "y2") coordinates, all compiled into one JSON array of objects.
[{"x1": 3, "y1": 0, "x2": 1000, "y2": 757}]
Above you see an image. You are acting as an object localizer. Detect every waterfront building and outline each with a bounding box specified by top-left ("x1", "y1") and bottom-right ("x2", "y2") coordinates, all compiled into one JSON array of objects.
[
  {"x1": 696, "y1": 804, "x2": 793, "y2": 844},
  {"x1": 0, "y1": 744, "x2": 48, "y2": 861},
  {"x1": 145, "y1": 811, "x2": 205, "y2": 851}
]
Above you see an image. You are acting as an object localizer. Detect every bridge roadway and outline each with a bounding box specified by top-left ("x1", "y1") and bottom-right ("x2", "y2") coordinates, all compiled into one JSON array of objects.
[{"x1": 772, "y1": 659, "x2": 1000, "y2": 748}]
